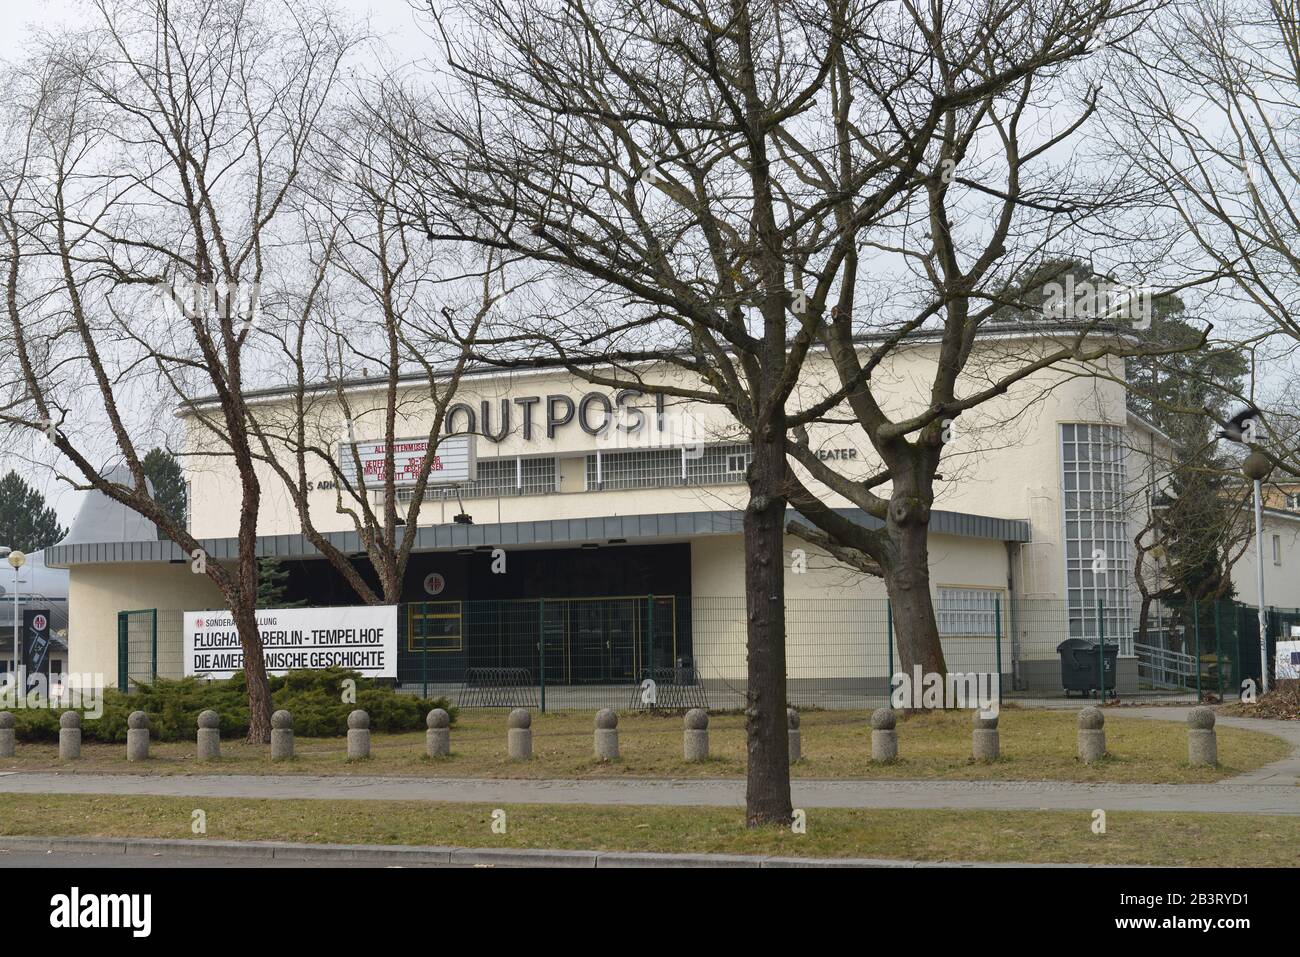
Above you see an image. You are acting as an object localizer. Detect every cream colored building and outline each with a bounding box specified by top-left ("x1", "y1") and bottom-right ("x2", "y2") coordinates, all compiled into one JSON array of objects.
[{"x1": 48, "y1": 329, "x2": 1295, "y2": 702}]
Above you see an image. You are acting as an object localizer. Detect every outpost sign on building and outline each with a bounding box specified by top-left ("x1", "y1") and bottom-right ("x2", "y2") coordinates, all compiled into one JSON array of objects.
[{"x1": 184, "y1": 606, "x2": 398, "y2": 679}]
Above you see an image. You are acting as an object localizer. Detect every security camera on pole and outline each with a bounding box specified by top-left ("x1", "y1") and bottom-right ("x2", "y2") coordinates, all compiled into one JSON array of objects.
[{"x1": 1219, "y1": 405, "x2": 1272, "y2": 696}]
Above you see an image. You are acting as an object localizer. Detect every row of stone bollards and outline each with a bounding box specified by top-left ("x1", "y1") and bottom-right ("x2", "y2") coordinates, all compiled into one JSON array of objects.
[{"x1": 0, "y1": 705, "x2": 1222, "y2": 767}]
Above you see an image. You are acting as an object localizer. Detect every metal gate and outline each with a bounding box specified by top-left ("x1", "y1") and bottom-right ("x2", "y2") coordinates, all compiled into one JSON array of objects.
[{"x1": 117, "y1": 608, "x2": 157, "y2": 691}]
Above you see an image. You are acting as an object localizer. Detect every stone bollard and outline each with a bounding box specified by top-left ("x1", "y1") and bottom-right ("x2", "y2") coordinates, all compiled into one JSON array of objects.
[
  {"x1": 871, "y1": 708, "x2": 898, "y2": 762},
  {"x1": 972, "y1": 711, "x2": 999, "y2": 761},
  {"x1": 0, "y1": 711, "x2": 15, "y2": 757},
  {"x1": 507, "y1": 708, "x2": 532, "y2": 760},
  {"x1": 683, "y1": 708, "x2": 709, "y2": 761},
  {"x1": 594, "y1": 709, "x2": 619, "y2": 760},
  {"x1": 426, "y1": 708, "x2": 450, "y2": 758},
  {"x1": 126, "y1": 711, "x2": 150, "y2": 761},
  {"x1": 197, "y1": 710, "x2": 221, "y2": 761},
  {"x1": 59, "y1": 711, "x2": 82, "y2": 760},
  {"x1": 271, "y1": 709, "x2": 294, "y2": 761},
  {"x1": 347, "y1": 710, "x2": 371, "y2": 760},
  {"x1": 787, "y1": 709, "x2": 801, "y2": 763},
  {"x1": 1187, "y1": 707, "x2": 1218, "y2": 767},
  {"x1": 1077, "y1": 706, "x2": 1106, "y2": 763}
]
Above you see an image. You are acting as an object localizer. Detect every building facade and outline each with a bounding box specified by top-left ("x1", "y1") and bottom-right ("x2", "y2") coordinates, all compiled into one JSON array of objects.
[{"x1": 44, "y1": 332, "x2": 1300, "y2": 703}]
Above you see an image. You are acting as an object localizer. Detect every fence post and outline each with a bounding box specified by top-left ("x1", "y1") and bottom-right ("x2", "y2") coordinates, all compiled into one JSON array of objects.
[
  {"x1": 1214, "y1": 600, "x2": 1224, "y2": 700},
  {"x1": 886, "y1": 598, "x2": 894, "y2": 688},
  {"x1": 537, "y1": 598, "x2": 546, "y2": 714},
  {"x1": 1096, "y1": 598, "x2": 1105, "y2": 700},
  {"x1": 994, "y1": 596, "x2": 1003, "y2": 708},
  {"x1": 150, "y1": 609, "x2": 158, "y2": 682},
  {"x1": 421, "y1": 603, "x2": 429, "y2": 700},
  {"x1": 1193, "y1": 598, "x2": 1201, "y2": 701},
  {"x1": 116, "y1": 612, "x2": 128, "y2": 692},
  {"x1": 648, "y1": 594, "x2": 656, "y2": 678}
]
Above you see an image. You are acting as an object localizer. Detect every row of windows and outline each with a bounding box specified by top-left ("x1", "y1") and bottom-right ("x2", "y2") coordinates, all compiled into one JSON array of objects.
[{"x1": 393, "y1": 443, "x2": 753, "y2": 502}]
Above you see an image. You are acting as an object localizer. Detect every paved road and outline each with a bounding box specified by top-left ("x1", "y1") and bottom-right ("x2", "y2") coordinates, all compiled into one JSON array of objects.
[{"x1": 0, "y1": 706, "x2": 1294, "y2": 815}]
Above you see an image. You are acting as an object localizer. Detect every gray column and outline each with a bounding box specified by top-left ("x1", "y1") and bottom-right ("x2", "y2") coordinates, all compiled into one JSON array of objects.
[
  {"x1": 271, "y1": 709, "x2": 294, "y2": 761},
  {"x1": 972, "y1": 712, "x2": 999, "y2": 761},
  {"x1": 426, "y1": 708, "x2": 450, "y2": 758},
  {"x1": 1077, "y1": 706, "x2": 1106, "y2": 763},
  {"x1": 197, "y1": 710, "x2": 221, "y2": 761},
  {"x1": 787, "y1": 708, "x2": 801, "y2": 764},
  {"x1": 507, "y1": 708, "x2": 532, "y2": 760},
  {"x1": 59, "y1": 711, "x2": 82, "y2": 760},
  {"x1": 1187, "y1": 707, "x2": 1218, "y2": 767},
  {"x1": 126, "y1": 710, "x2": 150, "y2": 762},
  {"x1": 347, "y1": 710, "x2": 371, "y2": 760},
  {"x1": 594, "y1": 709, "x2": 619, "y2": 760},
  {"x1": 870, "y1": 708, "x2": 898, "y2": 762},
  {"x1": 683, "y1": 708, "x2": 709, "y2": 761},
  {"x1": 0, "y1": 711, "x2": 14, "y2": 757}
]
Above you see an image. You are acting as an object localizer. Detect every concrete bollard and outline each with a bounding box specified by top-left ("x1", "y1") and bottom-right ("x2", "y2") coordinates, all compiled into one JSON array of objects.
[
  {"x1": 1187, "y1": 707, "x2": 1218, "y2": 767},
  {"x1": 870, "y1": 708, "x2": 898, "y2": 762},
  {"x1": 59, "y1": 711, "x2": 82, "y2": 760},
  {"x1": 271, "y1": 709, "x2": 294, "y2": 761},
  {"x1": 197, "y1": 710, "x2": 220, "y2": 761},
  {"x1": 1077, "y1": 706, "x2": 1106, "y2": 763},
  {"x1": 972, "y1": 711, "x2": 999, "y2": 761},
  {"x1": 507, "y1": 708, "x2": 532, "y2": 760},
  {"x1": 787, "y1": 709, "x2": 801, "y2": 763},
  {"x1": 594, "y1": 709, "x2": 619, "y2": 760},
  {"x1": 683, "y1": 708, "x2": 709, "y2": 761},
  {"x1": 0, "y1": 711, "x2": 12, "y2": 757},
  {"x1": 347, "y1": 710, "x2": 371, "y2": 760},
  {"x1": 126, "y1": 711, "x2": 150, "y2": 761},
  {"x1": 426, "y1": 708, "x2": 450, "y2": 758}
]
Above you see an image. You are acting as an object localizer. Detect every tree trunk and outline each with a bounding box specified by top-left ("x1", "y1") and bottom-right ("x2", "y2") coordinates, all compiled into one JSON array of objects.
[
  {"x1": 742, "y1": 423, "x2": 793, "y2": 828},
  {"x1": 233, "y1": 599, "x2": 273, "y2": 743},
  {"x1": 883, "y1": 493, "x2": 948, "y2": 687}
]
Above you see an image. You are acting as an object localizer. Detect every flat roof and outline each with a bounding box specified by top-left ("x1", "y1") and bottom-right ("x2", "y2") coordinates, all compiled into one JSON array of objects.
[{"x1": 44, "y1": 507, "x2": 1030, "y2": 567}]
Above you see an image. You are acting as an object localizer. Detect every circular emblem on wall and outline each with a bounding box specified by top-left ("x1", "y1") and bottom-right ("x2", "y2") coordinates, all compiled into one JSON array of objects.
[
  {"x1": 33, "y1": 614, "x2": 47, "y2": 631},
  {"x1": 423, "y1": 572, "x2": 446, "y2": 596}
]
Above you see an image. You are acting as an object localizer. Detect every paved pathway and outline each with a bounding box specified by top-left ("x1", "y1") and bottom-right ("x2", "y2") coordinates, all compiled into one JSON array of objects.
[{"x1": 1, "y1": 707, "x2": 1295, "y2": 815}]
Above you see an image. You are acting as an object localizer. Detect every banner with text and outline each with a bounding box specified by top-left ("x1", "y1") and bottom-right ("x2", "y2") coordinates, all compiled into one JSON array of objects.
[{"x1": 184, "y1": 606, "x2": 398, "y2": 679}]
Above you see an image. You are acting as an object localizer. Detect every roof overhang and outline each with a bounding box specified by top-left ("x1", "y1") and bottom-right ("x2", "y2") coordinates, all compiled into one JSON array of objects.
[{"x1": 43, "y1": 507, "x2": 1030, "y2": 567}]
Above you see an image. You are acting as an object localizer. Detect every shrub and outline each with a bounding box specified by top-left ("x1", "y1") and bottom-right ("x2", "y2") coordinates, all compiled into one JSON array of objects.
[{"x1": 10, "y1": 670, "x2": 454, "y2": 742}]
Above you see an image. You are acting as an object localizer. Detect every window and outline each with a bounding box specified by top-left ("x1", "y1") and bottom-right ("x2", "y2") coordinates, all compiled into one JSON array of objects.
[
  {"x1": 408, "y1": 602, "x2": 463, "y2": 652},
  {"x1": 1061, "y1": 423, "x2": 1133, "y2": 654},
  {"x1": 937, "y1": 587, "x2": 1003, "y2": 637},
  {"x1": 1273, "y1": 534, "x2": 1282, "y2": 566},
  {"x1": 586, "y1": 443, "x2": 752, "y2": 491}
]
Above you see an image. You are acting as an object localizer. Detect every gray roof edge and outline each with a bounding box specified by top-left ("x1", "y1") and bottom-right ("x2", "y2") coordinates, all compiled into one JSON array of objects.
[{"x1": 43, "y1": 507, "x2": 1029, "y2": 567}]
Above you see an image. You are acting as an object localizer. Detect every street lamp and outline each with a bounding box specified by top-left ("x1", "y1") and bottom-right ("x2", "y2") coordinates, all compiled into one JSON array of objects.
[
  {"x1": 6, "y1": 549, "x2": 25, "y2": 677},
  {"x1": 1242, "y1": 451, "x2": 1272, "y2": 695}
]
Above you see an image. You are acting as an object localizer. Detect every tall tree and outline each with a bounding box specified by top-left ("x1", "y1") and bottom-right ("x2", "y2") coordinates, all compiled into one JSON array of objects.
[
  {"x1": 376, "y1": 0, "x2": 1187, "y2": 824},
  {"x1": 0, "y1": 471, "x2": 66, "y2": 552},
  {"x1": 0, "y1": 0, "x2": 357, "y2": 741}
]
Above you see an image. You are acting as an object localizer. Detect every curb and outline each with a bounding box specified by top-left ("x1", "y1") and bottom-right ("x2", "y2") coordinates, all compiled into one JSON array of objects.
[{"x1": 0, "y1": 835, "x2": 1127, "y2": 868}]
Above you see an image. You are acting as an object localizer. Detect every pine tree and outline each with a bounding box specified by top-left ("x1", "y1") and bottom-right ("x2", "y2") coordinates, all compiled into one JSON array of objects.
[
  {"x1": 0, "y1": 471, "x2": 67, "y2": 552},
  {"x1": 142, "y1": 448, "x2": 187, "y2": 533},
  {"x1": 256, "y1": 558, "x2": 307, "y2": 608}
]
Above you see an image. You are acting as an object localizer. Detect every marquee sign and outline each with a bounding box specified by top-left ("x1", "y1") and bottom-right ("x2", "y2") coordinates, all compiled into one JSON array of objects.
[
  {"x1": 184, "y1": 606, "x2": 398, "y2": 679},
  {"x1": 335, "y1": 433, "x2": 476, "y2": 488}
]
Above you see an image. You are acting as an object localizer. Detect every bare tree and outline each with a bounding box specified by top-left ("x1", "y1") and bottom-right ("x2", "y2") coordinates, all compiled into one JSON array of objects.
[
  {"x1": 231, "y1": 119, "x2": 519, "y2": 603},
  {"x1": 0, "y1": 0, "x2": 356, "y2": 741},
  {"x1": 366, "y1": 0, "x2": 1191, "y2": 823}
]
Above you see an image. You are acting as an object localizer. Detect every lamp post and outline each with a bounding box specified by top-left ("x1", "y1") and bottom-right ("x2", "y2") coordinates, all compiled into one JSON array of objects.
[
  {"x1": 1242, "y1": 452, "x2": 1272, "y2": 695},
  {"x1": 6, "y1": 550, "x2": 25, "y2": 677}
]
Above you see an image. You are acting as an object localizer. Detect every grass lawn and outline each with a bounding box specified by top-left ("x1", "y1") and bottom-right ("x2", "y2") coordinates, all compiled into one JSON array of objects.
[
  {"x1": 1, "y1": 707, "x2": 1289, "y2": 783},
  {"x1": 3, "y1": 793, "x2": 1299, "y2": 865}
]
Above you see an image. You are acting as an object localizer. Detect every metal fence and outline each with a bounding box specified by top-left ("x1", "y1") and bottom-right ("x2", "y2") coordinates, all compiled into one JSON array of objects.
[{"x1": 116, "y1": 596, "x2": 1281, "y2": 708}]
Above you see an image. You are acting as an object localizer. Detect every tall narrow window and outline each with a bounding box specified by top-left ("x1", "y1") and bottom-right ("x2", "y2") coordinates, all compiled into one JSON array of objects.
[{"x1": 1061, "y1": 423, "x2": 1132, "y2": 654}]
